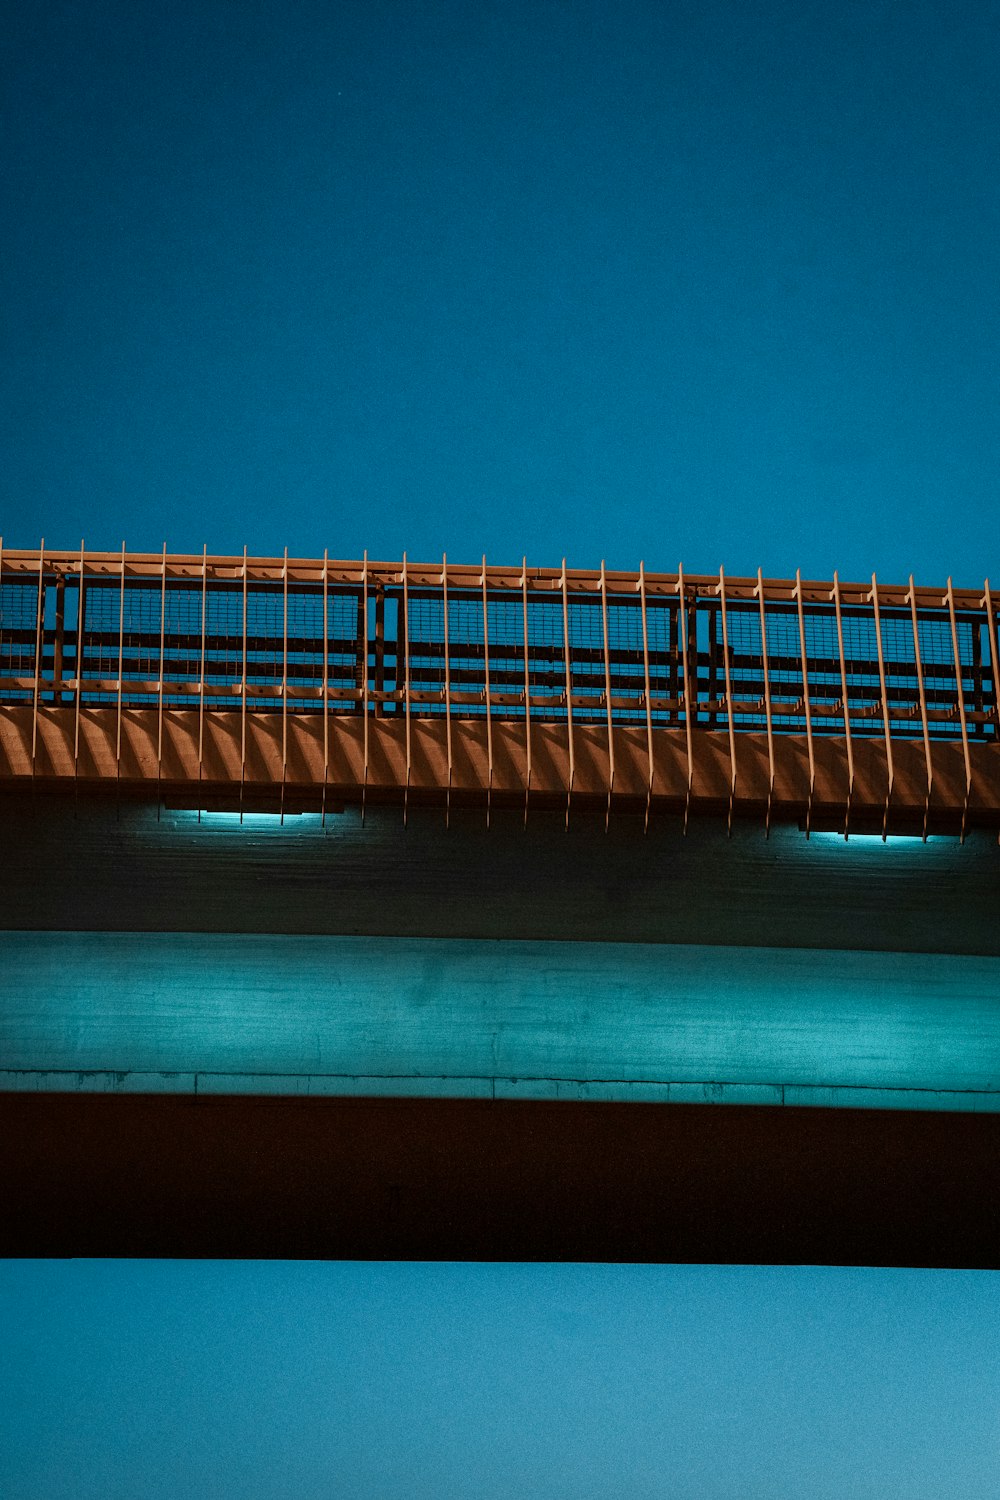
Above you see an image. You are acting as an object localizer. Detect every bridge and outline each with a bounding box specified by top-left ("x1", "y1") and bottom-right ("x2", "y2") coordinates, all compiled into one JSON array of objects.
[{"x1": 2, "y1": 547, "x2": 999, "y2": 1263}]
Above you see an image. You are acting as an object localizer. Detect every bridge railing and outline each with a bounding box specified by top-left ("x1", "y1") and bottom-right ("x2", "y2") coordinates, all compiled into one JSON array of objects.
[{"x1": 1, "y1": 548, "x2": 998, "y2": 748}]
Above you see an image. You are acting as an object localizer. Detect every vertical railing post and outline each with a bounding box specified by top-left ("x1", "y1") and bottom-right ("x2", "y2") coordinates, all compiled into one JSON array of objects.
[
  {"x1": 869, "y1": 573, "x2": 894, "y2": 840},
  {"x1": 359, "y1": 551, "x2": 367, "y2": 824},
  {"x1": 157, "y1": 542, "x2": 166, "y2": 815},
  {"x1": 600, "y1": 560, "x2": 614, "y2": 830},
  {"x1": 794, "y1": 569, "x2": 815, "y2": 837},
  {"x1": 638, "y1": 562, "x2": 654, "y2": 833},
  {"x1": 442, "y1": 552, "x2": 452, "y2": 826},
  {"x1": 115, "y1": 541, "x2": 125, "y2": 795},
  {"x1": 984, "y1": 579, "x2": 1000, "y2": 743},
  {"x1": 280, "y1": 546, "x2": 288, "y2": 822},
  {"x1": 240, "y1": 545, "x2": 248, "y2": 822},
  {"x1": 945, "y1": 577, "x2": 972, "y2": 842},
  {"x1": 907, "y1": 575, "x2": 933, "y2": 840},
  {"x1": 402, "y1": 552, "x2": 411, "y2": 826},
  {"x1": 322, "y1": 549, "x2": 331, "y2": 826},
  {"x1": 755, "y1": 568, "x2": 775, "y2": 837},
  {"x1": 31, "y1": 540, "x2": 45, "y2": 777},
  {"x1": 982, "y1": 578, "x2": 1000, "y2": 847},
  {"x1": 52, "y1": 575, "x2": 65, "y2": 707},
  {"x1": 677, "y1": 565, "x2": 694, "y2": 833},
  {"x1": 482, "y1": 554, "x2": 494, "y2": 828},
  {"x1": 668, "y1": 601, "x2": 679, "y2": 724},
  {"x1": 197, "y1": 545, "x2": 207, "y2": 818},
  {"x1": 831, "y1": 572, "x2": 854, "y2": 837},
  {"x1": 560, "y1": 558, "x2": 574, "y2": 830},
  {"x1": 706, "y1": 602, "x2": 718, "y2": 729},
  {"x1": 74, "y1": 540, "x2": 85, "y2": 790},
  {"x1": 373, "y1": 582, "x2": 385, "y2": 721},
  {"x1": 521, "y1": 557, "x2": 532, "y2": 827},
  {"x1": 717, "y1": 566, "x2": 737, "y2": 835}
]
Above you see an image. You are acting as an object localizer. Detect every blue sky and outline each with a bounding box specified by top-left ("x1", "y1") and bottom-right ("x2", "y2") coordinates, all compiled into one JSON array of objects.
[
  {"x1": 2, "y1": 0, "x2": 998, "y2": 582},
  {"x1": 3, "y1": 1261, "x2": 1000, "y2": 1500},
  {"x1": 3, "y1": 2, "x2": 1000, "y2": 1495}
]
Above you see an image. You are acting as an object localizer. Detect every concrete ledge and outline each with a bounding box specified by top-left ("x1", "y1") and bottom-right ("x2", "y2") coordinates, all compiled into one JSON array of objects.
[{"x1": 4, "y1": 1070, "x2": 1000, "y2": 1112}]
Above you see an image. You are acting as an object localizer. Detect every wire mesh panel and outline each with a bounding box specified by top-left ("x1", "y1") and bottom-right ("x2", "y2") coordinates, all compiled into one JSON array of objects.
[
  {"x1": 799, "y1": 605, "x2": 847, "y2": 728},
  {"x1": 525, "y1": 592, "x2": 568, "y2": 724},
  {"x1": 452, "y1": 594, "x2": 484, "y2": 711},
  {"x1": 79, "y1": 581, "x2": 128, "y2": 705},
  {"x1": 200, "y1": 585, "x2": 244, "y2": 710},
  {"x1": 0, "y1": 576, "x2": 40, "y2": 701},
  {"x1": 915, "y1": 610, "x2": 974, "y2": 738},
  {"x1": 605, "y1": 596, "x2": 649, "y2": 727},
  {"x1": 1, "y1": 554, "x2": 997, "y2": 748},
  {"x1": 324, "y1": 588, "x2": 363, "y2": 708},
  {"x1": 244, "y1": 586, "x2": 284, "y2": 710},
  {"x1": 762, "y1": 604, "x2": 806, "y2": 732},
  {"x1": 565, "y1": 591, "x2": 606, "y2": 724},
  {"x1": 162, "y1": 585, "x2": 206, "y2": 708},
  {"x1": 723, "y1": 603, "x2": 767, "y2": 732},
  {"x1": 643, "y1": 597, "x2": 679, "y2": 727},
  {"x1": 485, "y1": 592, "x2": 527, "y2": 711},
  {"x1": 120, "y1": 582, "x2": 164, "y2": 706},
  {"x1": 405, "y1": 590, "x2": 448, "y2": 715}
]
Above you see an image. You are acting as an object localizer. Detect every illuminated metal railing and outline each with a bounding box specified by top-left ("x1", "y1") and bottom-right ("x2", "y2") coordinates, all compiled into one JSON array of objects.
[{"x1": 2, "y1": 547, "x2": 998, "y2": 749}]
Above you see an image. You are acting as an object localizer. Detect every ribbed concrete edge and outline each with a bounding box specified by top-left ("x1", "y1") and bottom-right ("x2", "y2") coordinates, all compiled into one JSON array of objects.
[{"x1": 4, "y1": 1070, "x2": 1000, "y2": 1112}]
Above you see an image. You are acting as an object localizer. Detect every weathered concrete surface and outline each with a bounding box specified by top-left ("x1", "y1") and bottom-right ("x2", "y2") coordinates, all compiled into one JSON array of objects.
[
  {"x1": 3, "y1": 931, "x2": 998, "y2": 1109},
  {"x1": 2, "y1": 794, "x2": 998, "y2": 955},
  {"x1": 3, "y1": 706, "x2": 999, "y2": 829}
]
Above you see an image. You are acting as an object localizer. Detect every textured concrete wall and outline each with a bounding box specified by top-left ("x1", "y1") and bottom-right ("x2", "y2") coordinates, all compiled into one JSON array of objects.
[
  {"x1": 3, "y1": 930, "x2": 999, "y2": 1110},
  {"x1": 4, "y1": 793, "x2": 1000, "y2": 1259},
  {"x1": 3, "y1": 794, "x2": 998, "y2": 954}
]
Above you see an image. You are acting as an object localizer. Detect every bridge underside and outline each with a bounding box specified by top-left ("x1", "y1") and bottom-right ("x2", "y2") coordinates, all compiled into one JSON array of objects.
[
  {"x1": 4, "y1": 1090, "x2": 1000, "y2": 1266},
  {"x1": 2, "y1": 789, "x2": 999, "y2": 1263},
  {"x1": 4, "y1": 554, "x2": 999, "y2": 1259}
]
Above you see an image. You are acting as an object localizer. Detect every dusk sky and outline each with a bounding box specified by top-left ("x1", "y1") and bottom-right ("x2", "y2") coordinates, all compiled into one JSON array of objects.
[
  {"x1": 3, "y1": 0, "x2": 999, "y2": 583},
  {"x1": 3, "y1": 1, "x2": 1000, "y2": 1496}
]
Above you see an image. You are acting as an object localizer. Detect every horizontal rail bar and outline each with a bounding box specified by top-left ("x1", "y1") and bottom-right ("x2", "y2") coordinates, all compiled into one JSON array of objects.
[{"x1": 1, "y1": 545, "x2": 997, "y2": 611}]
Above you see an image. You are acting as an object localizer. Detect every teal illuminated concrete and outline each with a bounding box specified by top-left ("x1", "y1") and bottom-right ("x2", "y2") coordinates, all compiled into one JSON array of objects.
[{"x1": 2, "y1": 931, "x2": 998, "y2": 1110}]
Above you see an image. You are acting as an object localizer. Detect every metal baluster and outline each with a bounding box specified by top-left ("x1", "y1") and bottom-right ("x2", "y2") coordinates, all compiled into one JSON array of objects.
[
  {"x1": 639, "y1": 562, "x2": 654, "y2": 833},
  {"x1": 482, "y1": 554, "x2": 494, "y2": 829},
  {"x1": 322, "y1": 550, "x2": 331, "y2": 827},
  {"x1": 831, "y1": 572, "x2": 854, "y2": 838},
  {"x1": 717, "y1": 566, "x2": 737, "y2": 836},
  {"x1": 240, "y1": 545, "x2": 247, "y2": 822},
  {"x1": 402, "y1": 553, "x2": 411, "y2": 826},
  {"x1": 600, "y1": 560, "x2": 614, "y2": 830},
  {"x1": 561, "y1": 558, "x2": 574, "y2": 830},
  {"x1": 74, "y1": 540, "x2": 85, "y2": 795},
  {"x1": 755, "y1": 568, "x2": 775, "y2": 838},
  {"x1": 197, "y1": 545, "x2": 207, "y2": 820},
  {"x1": 794, "y1": 569, "x2": 815, "y2": 837},
  {"x1": 31, "y1": 540, "x2": 45, "y2": 777},
  {"x1": 156, "y1": 542, "x2": 166, "y2": 817},
  {"x1": 442, "y1": 552, "x2": 452, "y2": 827},
  {"x1": 907, "y1": 576, "x2": 933, "y2": 841},
  {"x1": 521, "y1": 557, "x2": 532, "y2": 828},
  {"x1": 115, "y1": 541, "x2": 125, "y2": 798},
  {"x1": 678, "y1": 565, "x2": 693, "y2": 833},
  {"x1": 280, "y1": 547, "x2": 288, "y2": 823},
  {"x1": 945, "y1": 576, "x2": 972, "y2": 843},
  {"x1": 869, "y1": 573, "x2": 894, "y2": 840}
]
